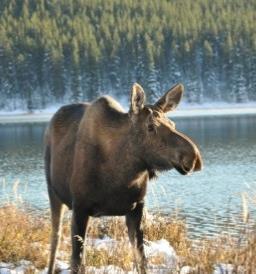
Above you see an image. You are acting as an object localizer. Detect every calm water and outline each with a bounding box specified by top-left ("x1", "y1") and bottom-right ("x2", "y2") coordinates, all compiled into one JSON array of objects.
[{"x1": 0, "y1": 115, "x2": 256, "y2": 237}]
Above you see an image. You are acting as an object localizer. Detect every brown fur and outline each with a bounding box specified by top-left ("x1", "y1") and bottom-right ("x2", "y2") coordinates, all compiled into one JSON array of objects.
[{"x1": 44, "y1": 83, "x2": 202, "y2": 274}]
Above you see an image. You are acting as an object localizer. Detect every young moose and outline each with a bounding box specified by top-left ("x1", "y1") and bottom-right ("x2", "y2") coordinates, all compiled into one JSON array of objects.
[{"x1": 44, "y1": 83, "x2": 202, "y2": 274}]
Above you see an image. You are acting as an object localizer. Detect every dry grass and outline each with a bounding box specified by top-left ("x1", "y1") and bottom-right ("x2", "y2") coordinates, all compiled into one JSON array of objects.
[
  {"x1": 0, "y1": 204, "x2": 256, "y2": 273},
  {"x1": 0, "y1": 205, "x2": 50, "y2": 269}
]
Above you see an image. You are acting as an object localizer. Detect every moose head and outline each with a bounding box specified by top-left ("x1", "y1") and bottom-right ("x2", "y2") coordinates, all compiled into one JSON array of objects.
[{"x1": 129, "y1": 83, "x2": 202, "y2": 175}]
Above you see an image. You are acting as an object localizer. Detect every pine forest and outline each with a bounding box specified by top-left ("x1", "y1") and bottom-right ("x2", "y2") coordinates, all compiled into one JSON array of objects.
[{"x1": 0, "y1": 0, "x2": 256, "y2": 110}]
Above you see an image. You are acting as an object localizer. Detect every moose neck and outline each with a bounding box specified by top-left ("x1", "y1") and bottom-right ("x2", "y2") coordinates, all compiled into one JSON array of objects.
[
  {"x1": 82, "y1": 98, "x2": 149, "y2": 184},
  {"x1": 101, "y1": 117, "x2": 149, "y2": 184}
]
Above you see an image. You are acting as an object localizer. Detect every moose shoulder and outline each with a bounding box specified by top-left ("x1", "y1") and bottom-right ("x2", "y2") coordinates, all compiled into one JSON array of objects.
[{"x1": 44, "y1": 83, "x2": 202, "y2": 274}]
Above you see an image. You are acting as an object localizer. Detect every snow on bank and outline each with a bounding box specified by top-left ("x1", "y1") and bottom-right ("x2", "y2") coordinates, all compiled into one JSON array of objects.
[
  {"x1": 0, "y1": 102, "x2": 256, "y2": 124},
  {"x1": 0, "y1": 260, "x2": 245, "y2": 274},
  {"x1": 0, "y1": 238, "x2": 245, "y2": 274},
  {"x1": 173, "y1": 102, "x2": 256, "y2": 118},
  {"x1": 0, "y1": 238, "x2": 178, "y2": 274}
]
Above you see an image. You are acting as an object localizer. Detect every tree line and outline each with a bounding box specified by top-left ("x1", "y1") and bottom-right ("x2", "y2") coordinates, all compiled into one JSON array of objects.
[{"x1": 0, "y1": 0, "x2": 256, "y2": 111}]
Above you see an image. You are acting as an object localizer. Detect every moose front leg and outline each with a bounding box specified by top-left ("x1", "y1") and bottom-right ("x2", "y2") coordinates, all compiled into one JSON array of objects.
[
  {"x1": 126, "y1": 202, "x2": 147, "y2": 274},
  {"x1": 71, "y1": 207, "x2": 89, "y2": 273}
]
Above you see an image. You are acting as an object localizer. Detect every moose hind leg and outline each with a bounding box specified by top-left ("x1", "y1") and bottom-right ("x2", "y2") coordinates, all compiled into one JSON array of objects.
[
  {"x1": 126, "y1": 202, "x2": 147, "y2": 274},
  {"x1": 71, "y1": 206, "x2": 89, "y2": 273},
  {"x1": 47, "y1": 187, "x2": 64, "y2": 274}
]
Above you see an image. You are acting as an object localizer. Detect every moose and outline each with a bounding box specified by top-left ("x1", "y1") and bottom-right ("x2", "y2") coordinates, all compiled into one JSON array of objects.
[{"x1": 44, "y1": 83, "x2": 202, "y2": 274}]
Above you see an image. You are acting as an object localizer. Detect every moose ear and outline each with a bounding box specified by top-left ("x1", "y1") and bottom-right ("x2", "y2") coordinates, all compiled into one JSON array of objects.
[
  {"x1": 154, "y1": 83, "x2": 184, "y2": 113},
  {"x1": 130, "y1": 83, "x2": 145, "y2": 114}
]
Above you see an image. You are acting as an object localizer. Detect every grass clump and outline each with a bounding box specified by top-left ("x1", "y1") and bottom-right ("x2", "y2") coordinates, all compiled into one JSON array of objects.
[{"x1": 0, "y1": 205, "x2": 50, "y2": 269}]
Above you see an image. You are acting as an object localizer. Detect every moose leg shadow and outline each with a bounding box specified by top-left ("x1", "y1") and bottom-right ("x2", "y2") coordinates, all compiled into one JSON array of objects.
[
  {"x1": 126, "y1": 202, "x2": 147, "y2": 274},
  {"x1": 71, "y1": 206, "x2": 90, "y2": 273}
]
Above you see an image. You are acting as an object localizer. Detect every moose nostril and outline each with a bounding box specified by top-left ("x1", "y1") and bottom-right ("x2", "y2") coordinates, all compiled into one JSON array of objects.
[
  {"x1": 182, "y1": 158, "x2": 193, "y2": 173},
  {"x1": 182, "y1": 152, "x2": 202, "y2": 174},
  {"x1": 183, "y1": 165, "x2": 191, "y2": 173}
]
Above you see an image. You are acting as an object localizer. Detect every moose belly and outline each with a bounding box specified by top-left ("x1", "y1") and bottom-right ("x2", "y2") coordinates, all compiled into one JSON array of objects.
[
  {"x1": 87, "y1": 180, "x2": 147, "y2": 217},
  {"x1": 88, "y1": 202, "x2": 138, "y2": 217}
]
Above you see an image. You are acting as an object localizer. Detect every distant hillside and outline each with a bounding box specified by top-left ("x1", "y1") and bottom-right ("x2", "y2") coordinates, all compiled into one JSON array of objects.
[{"x1": 0, "y1": 0, "x2": 256, "y2": 110}]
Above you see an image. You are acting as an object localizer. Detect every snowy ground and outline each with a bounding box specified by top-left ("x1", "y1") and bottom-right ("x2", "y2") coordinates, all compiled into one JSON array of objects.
[
  {"x1": 0, "y1": 103, "x2": 256, "y2": 123},
  {"x1": 0, "y1": 237, "x2": 244, "y2": 274}
]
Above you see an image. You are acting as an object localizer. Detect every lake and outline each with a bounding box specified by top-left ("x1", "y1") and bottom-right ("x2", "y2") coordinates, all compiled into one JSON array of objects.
[{"x1": 0, "y1": 114, "x2": 256, "y2": 237}]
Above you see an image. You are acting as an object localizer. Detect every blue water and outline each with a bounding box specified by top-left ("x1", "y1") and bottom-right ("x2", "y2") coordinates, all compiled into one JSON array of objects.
[{"x1": 0, "y1": 115, "x2": 256, "y2": 237}]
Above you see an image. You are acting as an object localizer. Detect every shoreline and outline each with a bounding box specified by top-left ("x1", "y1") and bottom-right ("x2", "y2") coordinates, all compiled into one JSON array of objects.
[{"x1": 0, "y1": 105, "x2": 256, "y2": 123}]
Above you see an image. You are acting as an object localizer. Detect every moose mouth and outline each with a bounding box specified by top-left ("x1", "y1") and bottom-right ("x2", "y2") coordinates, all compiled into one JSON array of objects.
[
  {"x1": 172, "y1": 162, "x2": 193, "y2": 175},
  {"x1": 148, "y1": 156, "x2": 202, "y2": 175}
]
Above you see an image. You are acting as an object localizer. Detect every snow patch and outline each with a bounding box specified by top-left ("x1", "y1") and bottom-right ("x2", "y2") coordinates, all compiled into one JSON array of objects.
[
  {"x1": 0, "y1": 268, "x2": 11, "y2": 274},
  {"x1": 0, "y1": 260, "x2": 35, "y2": 274},
  {"x1": 180, "y1": 266, "x2": 195, "y2": 274},
  {"x1": 213, "y1": 263, "x2": 244, "y2": 274},
  {"x1": 145, "y1": 239, "x2": 178, "y2": 269},
  {"x1": 88, "y1": 235, "x2": 118, "y2": 250},
  {"x1": 84, "y1": 265, "x2": 132, "y2": 274},
  {"x1": 0, "y1": 241, "x2": 245, "y2": 274},
  {"x1": 0, "y1": 264, "x2": 13, "y2": 269}
]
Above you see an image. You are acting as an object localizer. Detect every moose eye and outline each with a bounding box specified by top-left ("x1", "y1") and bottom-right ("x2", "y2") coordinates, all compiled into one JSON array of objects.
[{"x1": 148, "y1": 124, "x2": 155, "y2": 132}]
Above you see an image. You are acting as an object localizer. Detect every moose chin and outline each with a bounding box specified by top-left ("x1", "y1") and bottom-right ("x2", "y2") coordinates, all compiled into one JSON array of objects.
[{"x1": 44, "y1": 83, "x2": 202, "y2": 274}]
